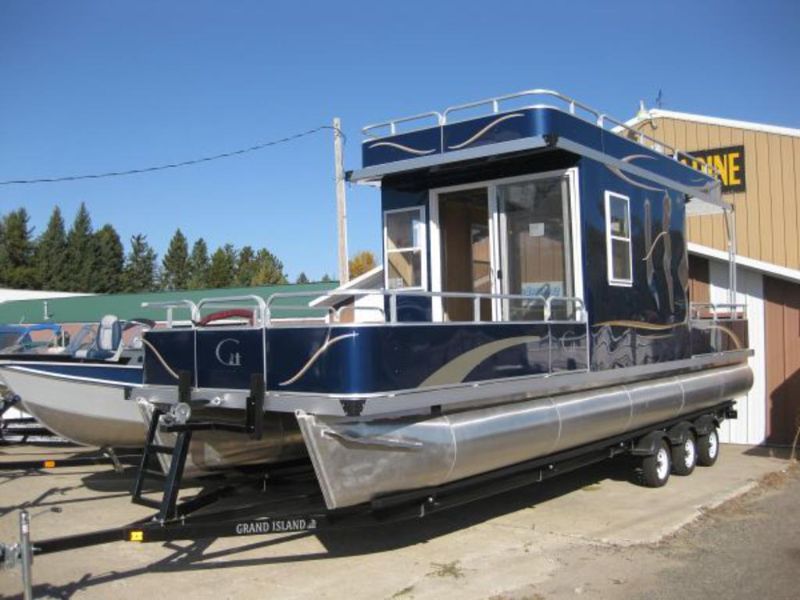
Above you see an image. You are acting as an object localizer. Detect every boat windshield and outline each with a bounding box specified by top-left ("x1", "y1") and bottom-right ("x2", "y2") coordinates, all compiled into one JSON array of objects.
[
  {"x1": 66, "y1": 324, "x2": 98, "y2": 354},
  {"x1": 0, "y1": 332, "x2": 28, "y2": 352}
]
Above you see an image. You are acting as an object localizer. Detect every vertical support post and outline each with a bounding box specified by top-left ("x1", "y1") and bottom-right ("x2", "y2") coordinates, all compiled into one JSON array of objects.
[
  {"x1": 389, "y1": 292, "x2": 398, "y2": 324},
  {"x1": 247, "y1": 373, "x2": 264, "y2": 441},
  {"x1": 178, "y1": 370, "x2": 191, "y2": 405},
  {"x1": 473, "y1": 296, "x2": 481, "y2": 322},
  {"x1": 334, "y1": 117, "x2": 349, "y2": 285},
  {"x1": 723, "y1": 206, "x2": 737, "y2": 306},
  {"x1": 19, "y1": 510, "x2": 32, "y2": 600},
  {"x1": 729, "y1": 207, "x2": 737, "y2": 306},
  {"x1": 158, "y1": 430, "x2": 192, "y2": 522}
]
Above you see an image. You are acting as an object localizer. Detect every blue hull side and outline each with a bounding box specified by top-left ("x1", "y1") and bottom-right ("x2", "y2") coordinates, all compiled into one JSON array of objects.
[{"x1": 0, "y1": 361, "x2": 142, "y2": 386}]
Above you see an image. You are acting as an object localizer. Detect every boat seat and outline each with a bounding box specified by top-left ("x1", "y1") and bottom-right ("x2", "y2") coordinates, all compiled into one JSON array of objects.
[{"x1": 86, "y1": 315, "x2": 122, "y2": 360}]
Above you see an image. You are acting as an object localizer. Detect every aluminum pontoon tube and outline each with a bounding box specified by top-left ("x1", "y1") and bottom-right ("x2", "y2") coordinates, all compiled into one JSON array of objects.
[
  {"x1": 297, "y1": 363, "x2": 753, "y2": 509},
  {"x1": 137, "y1": 401, "x2": 307, "y2": 476}
]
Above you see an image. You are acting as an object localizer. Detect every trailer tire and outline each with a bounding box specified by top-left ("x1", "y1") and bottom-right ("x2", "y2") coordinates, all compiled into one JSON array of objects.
[
  {"x1": 697, "y1": 428, "x2": 720, "y2": 467},
  {"x1": 638, "y1": 439, "x2": 671, "y2": 487},
  {"x1": 670, "y1": 432, "x2": 697, "y2": 476}
]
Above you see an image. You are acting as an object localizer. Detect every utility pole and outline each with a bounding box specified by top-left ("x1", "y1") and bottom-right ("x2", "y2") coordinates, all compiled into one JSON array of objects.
[{"x1": 334, "y1": 117, "x2": 349, "y2": 284}]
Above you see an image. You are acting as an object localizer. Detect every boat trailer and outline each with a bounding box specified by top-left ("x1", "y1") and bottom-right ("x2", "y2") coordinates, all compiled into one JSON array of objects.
[
  {"x1": 0, "y1": 394, "x2": 55, "y2": 445},
  {"x1": 0, "y1": 371, "x2": 736, "y2": 598}
]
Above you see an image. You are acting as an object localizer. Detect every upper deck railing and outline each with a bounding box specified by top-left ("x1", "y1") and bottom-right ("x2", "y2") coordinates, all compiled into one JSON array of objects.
[{"x1": 361, "y1": 88, "x2": 720, "y2": 179}]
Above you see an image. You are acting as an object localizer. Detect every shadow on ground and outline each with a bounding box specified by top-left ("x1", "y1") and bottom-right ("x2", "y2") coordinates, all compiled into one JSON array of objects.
[{"x1": 10, "y1": 456, "x2": 637, "y2": 599}]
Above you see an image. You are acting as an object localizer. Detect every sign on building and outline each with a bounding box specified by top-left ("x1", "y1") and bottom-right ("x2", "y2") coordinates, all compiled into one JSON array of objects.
[{"x1": 680, "y1": 145, "x2": 746, "y2": 194}]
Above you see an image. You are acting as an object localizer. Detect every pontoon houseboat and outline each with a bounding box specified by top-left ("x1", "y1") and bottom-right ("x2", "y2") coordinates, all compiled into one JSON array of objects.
[{"x1": 136, "y1": 89, "x2": 753, "y2": 509}]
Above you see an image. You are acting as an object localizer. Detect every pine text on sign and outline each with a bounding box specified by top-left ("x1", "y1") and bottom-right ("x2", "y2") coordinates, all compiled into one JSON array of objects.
[{"x1": 681, "y1": 145, "x2": 746, "y2": 194}]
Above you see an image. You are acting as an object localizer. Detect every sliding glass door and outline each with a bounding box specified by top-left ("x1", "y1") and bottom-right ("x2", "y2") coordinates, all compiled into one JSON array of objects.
[
  {"x1": 496, "y1": 175, "x2": 573, "y2": 320},
  {"x1": 430, "y1": 171, "x2": 576, "y2": 323}
]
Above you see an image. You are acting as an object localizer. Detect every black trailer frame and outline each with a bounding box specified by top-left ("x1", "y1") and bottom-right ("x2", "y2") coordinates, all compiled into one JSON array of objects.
[
  {"x1": 0, "y1": 449, "x2": 142, "y2": 472},
  {"x1": 0, "y1": 395, "x2": 736, "y2": 597},
  {"x1": 0, "y1": 393, "x2": 59, "y2": 445}
]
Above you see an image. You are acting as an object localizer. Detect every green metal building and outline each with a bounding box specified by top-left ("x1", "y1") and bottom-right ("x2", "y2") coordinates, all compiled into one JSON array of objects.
[{"x1": 0, "y1": 281, "x2": 338, "y2": 325}]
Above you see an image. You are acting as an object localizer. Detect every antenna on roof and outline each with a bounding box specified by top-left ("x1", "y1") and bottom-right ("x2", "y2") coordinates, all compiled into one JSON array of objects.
[
  {"x1": 655, "y1": 89, "x2": 663, "y2": 109},
  {"x1": 636, "y1": 100, "x2": 649, "y2": 120}
]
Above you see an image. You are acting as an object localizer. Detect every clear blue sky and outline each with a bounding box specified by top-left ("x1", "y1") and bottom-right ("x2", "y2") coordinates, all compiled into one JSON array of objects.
[{"x1": 1, "y1": 1, "x2": 798, "y2": 282}]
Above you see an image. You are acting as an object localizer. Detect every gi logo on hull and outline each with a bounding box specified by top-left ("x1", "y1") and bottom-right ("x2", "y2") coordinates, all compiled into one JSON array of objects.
[{"x1": 215, "y1": 338, "x2": 242, "y2": 367}]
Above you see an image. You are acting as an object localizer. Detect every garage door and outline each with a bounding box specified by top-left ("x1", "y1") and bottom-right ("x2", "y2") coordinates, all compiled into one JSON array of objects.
[{"x1": 764, "y1": 276, "x2": 800, "y2": 445}]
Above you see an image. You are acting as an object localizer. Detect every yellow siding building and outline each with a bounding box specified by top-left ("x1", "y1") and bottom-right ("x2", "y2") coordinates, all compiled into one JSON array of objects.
[{"x1": 628, "y1": 108, "x2": 800, "y2": 446}]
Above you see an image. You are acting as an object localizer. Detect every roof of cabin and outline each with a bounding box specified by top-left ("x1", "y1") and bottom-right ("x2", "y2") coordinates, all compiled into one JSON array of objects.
[
  {"x1": 0, "y1": 281, "x2": 338, "y2": 325},
  {"x1": 351, "y1": 89, "x2": 725, "y2": 213}
]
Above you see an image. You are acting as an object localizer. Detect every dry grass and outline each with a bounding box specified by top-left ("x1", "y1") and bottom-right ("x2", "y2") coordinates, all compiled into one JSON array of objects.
[
  {"x1": 390, "y1": 585, "x2": 415, "y2": 598},
  {"x1": 427, "y1": 560, "x2": 465, "y2": 579}
]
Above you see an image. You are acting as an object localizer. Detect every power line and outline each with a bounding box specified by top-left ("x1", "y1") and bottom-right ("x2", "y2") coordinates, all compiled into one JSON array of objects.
[{"x1": 0, "y1": 125, "x2": 342, "y2": 186}]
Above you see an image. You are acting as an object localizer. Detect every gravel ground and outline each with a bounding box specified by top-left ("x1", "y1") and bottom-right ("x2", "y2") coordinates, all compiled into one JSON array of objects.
[{"x1": 527, "y1": 461, "x2": 800, "y2": 600}]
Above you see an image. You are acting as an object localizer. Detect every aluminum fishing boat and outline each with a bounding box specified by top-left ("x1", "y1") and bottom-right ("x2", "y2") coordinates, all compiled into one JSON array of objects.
[
  {"x1": 0, "y1": 317, "x2": 150, "y2": 448},
  {"x1": 136, "y1": 89, "x2": 753, "y2": 508}
]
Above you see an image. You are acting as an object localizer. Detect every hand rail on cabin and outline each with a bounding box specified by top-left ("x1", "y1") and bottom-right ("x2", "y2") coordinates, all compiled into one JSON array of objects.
[
  {"x1": 442, "y1": 88, "x2": 597, "y2": 124},
  {"x1": 334, "y1": 305, "x2": 386, "y2": 322},
  {"x1": 264, "y1": 288, "x2": 586, "y2": 326},
  {"x1": 362, "y1": 111, "x2": 444, "y2": 140},
  {"x1": 140, "y1": 300, "x2": 200, "y2": 327},
  {"x1": 545, "y1": 296, "x2": 586, "y2": 322},
  {"x1": 261, "y1": 304, "x2": 338, "y2": 322},
  {"x1": 362, "y1": 88, "x2": 723, "y2": 182},
  {"x1": 195, "y1": 295, "x2": 268, "y2": 328},
  {"x1": 689, "y1": 302, "x2": 748, "y2": 321}
]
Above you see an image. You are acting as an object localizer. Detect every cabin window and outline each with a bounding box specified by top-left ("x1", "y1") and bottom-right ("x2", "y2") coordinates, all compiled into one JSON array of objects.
[
  {"x1": 605, "y1": 191, "x2": 632, "y2": 286},
  {"x1": 384, "y1": 207, "x2": 426, "y2": 289}
]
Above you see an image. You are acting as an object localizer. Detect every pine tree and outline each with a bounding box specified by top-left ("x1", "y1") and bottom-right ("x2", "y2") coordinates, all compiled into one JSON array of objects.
[
  {"x1": 236, "y1": 245, "x2": 257, "y2": 286},
  {"x1": 207, "y1": 245, "x2": 236, "y2": 288},
  {"x1": 122, "y1": 234, "x2": 157, "y2": 292},
  {"x1": 295, "y1": 272, "x2": 309, "y2": 284},
  {"x1": 348, "y1": 250, "x2": 377, "y2": 279},
  {"x1": 321, "y1": 273, "x2": 333, "y2": 283},
  {"x1": 251, "y1": 248, "x2": 288, "y2": 285},
  {"x1": 93, "y1": 225, "x2": 124, "y2": 293},
  {"x1": 65, "y1": 203, "x2": 95, "y2": 292},
  {"x1": 35, "y1": 207, "x2": 68, "y2": 290},
  {"x1": 188, "y1": 238, "x2": 210, "y2": 289},
  {"x1": 161, "y1": 229, "x2": 190, "y2": 290},
  {"x1": 0, "y1": 208, "x2": 37, "y2": 288}
]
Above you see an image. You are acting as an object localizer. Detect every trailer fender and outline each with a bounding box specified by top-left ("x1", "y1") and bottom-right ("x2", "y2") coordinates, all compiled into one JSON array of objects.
[
  {"x1": 693, "y1": 415, "x2": 719, "y2": 436},
  {"x1": 666, "y1": 422, "x2": 695, "y2": 446},
  {"x1": 630, "y1": 430, "x2": 668, "y2": 457}
]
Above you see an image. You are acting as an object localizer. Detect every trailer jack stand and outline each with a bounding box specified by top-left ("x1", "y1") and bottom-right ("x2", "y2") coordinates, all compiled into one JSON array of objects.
[
  {"x1": 0, "y1": 510, "x2": 34, "y2": 600},
  {"x1": 102, "y1": 447, "x2": 124, "y2": 474}
]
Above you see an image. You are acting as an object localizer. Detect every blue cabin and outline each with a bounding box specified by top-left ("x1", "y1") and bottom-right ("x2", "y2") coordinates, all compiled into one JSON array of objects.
[{"x1": 348, "y1": 89, "x2": 747, "y2": 371}]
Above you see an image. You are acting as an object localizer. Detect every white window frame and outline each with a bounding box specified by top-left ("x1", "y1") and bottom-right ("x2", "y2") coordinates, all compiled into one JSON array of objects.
[
  {"x1": 605, "y1": 191, "x2": 633, "y2": 287},
  {"x1": 383, "y1": 206, "x2": 428, "y2": 290},
  {"x1": 428, "y1": 167, "x2": 583, "y2": 321}
]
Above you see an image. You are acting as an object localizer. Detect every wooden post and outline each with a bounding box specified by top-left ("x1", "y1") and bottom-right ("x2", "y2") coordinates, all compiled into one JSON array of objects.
[{"x1": 334, "y1": 117, "x2": 349, "y2": 284}]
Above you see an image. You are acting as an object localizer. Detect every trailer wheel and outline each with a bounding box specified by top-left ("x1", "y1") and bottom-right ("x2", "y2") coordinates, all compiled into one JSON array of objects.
[
  {"x1": 697, "y1": 428, "x2": 719, "y2": 466},
  {"x1": 639, "y1": 439, "x2": 671, "y2": 487},
  {"x1": 670, "y1": 432, "x2": 697, "y2": 476}
]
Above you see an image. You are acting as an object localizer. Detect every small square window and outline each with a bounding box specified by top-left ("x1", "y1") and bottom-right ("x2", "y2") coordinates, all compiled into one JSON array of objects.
[
  {"x1": 608, "y1": 197, "x2": 629, "y2": 237},
  {"x1": 605, "y1": 192, "x2": 632, "y2": 286},
  {"x1": 384, "y1": 208, "x2": 426, "y2": 290},
  {"x1": 611, "y1": 239, "x2": 631, "y2": 281}
]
